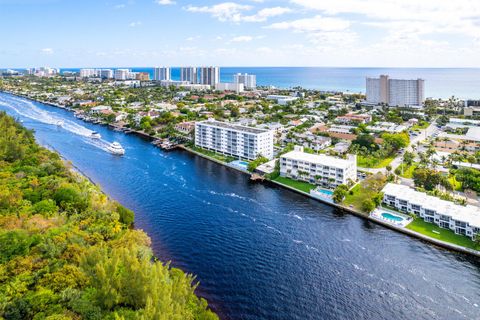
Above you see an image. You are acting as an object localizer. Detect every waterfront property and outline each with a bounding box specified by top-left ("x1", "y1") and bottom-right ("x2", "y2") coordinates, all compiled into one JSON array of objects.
[
  {"x1": 382, "y1": 183, "x2": 480, "y2": 239},
  {"x1": 194, "y1": 119, "x2": 274, "y2": 160},
  {"x1": 371, "y1": 208, "x2": 411, "y2": 227},
  {"x1": 279, "y1": 146, "x2": 357, "y2": 189}
]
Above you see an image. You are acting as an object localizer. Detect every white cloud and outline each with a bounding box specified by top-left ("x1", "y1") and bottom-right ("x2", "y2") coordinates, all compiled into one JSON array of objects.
[
  {"x1": 185, "y1": 2, "x2": 290, "y2": 22},
  {"x1": 114, "y1": 4, "x2": 126, "y2": 9},
  {"x1": 241, "y1": 7, "x2": 291, "y2": 22},
  {"x1": 185, "y1": 2, "x2": 252, "y2": 22},
  {"x1": 231, "y1": 35, "x2": 254, "y2": 42},
  {"x1": 41, "y1": 48, "x2": 54, "y2": 54},
  {"x1": 129, "y1": 21, "x2": 142, "y2": 27},
  {"x1": 155, "y1": 0, "x2": 176, "y2": 5},
  {"x1": 291, "y1": 0, "x2": 480, "y2": 39},
  {"x1": 267, "y1": 15, "x2": 350, "y2": 32}
]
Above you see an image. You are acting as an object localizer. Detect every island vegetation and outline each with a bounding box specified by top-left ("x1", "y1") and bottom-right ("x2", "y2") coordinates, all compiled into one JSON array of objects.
[{"x1": 0, "y1": 112, "x2": 218, "y2": 319}]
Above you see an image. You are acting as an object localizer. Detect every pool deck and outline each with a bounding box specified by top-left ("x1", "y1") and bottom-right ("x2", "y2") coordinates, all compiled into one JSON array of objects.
[{"x1": 371, "y1": 208, "x2": 412, "y2": 228}]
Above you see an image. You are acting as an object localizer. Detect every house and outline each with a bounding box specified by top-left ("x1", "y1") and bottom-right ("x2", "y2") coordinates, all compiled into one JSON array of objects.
[
  {"x1": 89, "y1": 105, "x2": 112, "y2": 115},
  {"x1": 335, "y1": 113, "x2": 372, "y2": 124},
  {"x1": 175, "y1": 121, "x2": 195, "y2": 134}
]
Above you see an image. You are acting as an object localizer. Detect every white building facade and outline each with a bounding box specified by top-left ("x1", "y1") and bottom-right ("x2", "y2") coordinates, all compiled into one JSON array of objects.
[
  {"x1": 180, "y1": 67, "x2": 198, "y2": 84},
  {"x1": 280, "y1": 146, "x2": 357, "y2": 188},
  {"x1": 195, "y1": 120, "x2": 274, "y2": 160},
  {"x1": 154, "y1": 67, "x2": 171, "y2": 81},
  {"x1": 215, "y1": 82, "x2": 244, "y2": 93},
  {"x1": 382, "y1": 183, "x2": 480, "y2": 239},
  {"x1": 366, "y1": 75, "x2": 425, "y2": 107},
  {"x1": 233, "y1": 73, "x2": 256, "y2": 89},
  {"x1": 200, "y1": 66, "x2": 220, "y2": 86}
]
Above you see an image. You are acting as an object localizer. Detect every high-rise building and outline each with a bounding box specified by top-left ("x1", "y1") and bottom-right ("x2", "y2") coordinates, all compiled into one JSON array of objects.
[
  {"x1": 180, "y1": 67, "x2": 198, "y2": 84},
  {"x1": 233, "y1": 73, "x2": 256, "y2": 89},
  {"x1": 153, "y1": 67, "x2": 170, "y2": 81},
  {"x1": 195, "y1": 120, "x2": 274, "y2": 160},
  {"x1": 136, "y1": 72, "x2": 150, "y2": 81},
  {"x1": 199, "y1": 66, "x2": 220, "y2": 86},
  {"x1": 366, "y1": 75, "x2": 425, "y2": 106},
  {"x1": 99, "y1": 69, "x2": 114, "y2": 79},
  {"x1": 114, "y1": 69, "x2": 130, "y2": 80},
  {"x1": 79, "y1": 69, "x2": 97, "y2": 78}
]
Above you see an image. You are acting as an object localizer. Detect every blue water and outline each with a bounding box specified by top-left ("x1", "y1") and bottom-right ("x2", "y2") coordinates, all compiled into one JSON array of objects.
[
  {"x1": 382, "y1": 213, "x2": 404, "y2": 222},
  {"x1": 318, "y1": 189, "x2": 334, "y2": 196},
  {"x1": 1, "y1": 92, "x2": 480, "y2": 320},
  {"x1": 59, "y1": 67, "x2": 480, "y2": 99}
]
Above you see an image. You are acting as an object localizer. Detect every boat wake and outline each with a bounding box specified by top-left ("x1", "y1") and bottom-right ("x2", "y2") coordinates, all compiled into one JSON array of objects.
[{"x1": 0, "y1": 95, "x2": 120, "y2": 154}]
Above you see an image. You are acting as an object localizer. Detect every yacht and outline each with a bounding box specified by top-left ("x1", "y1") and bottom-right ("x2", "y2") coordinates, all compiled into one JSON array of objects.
[
  {"x1": 90, "y1": 131, "x2": 101, "y2": 139},
  {"x1": 107, "y1": 142, "x2": 125, "y2": 155}
]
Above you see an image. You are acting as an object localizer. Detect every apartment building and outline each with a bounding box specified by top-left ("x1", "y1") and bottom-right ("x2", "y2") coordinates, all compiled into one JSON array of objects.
[
  {"x1": 233, "y1": 73, "x2": 256, "y2": 89},
  {"x1": 382, "y1": 183, "x2": 480, "y2": 239},
  {"x1": 153, "y1": 67, "x2": 171, "y2": 81},
  {"x1": 195, "y1": 120, "x2": 274, "y2": 160},
  {"x1": 280, "y1": 146, "x2": 357, "y2": 188},
  {"x1": 366, "y1": 75, "x2": 425, "y2": 106},
  {"x1": 180, "y1": 67, "x2": 198, "y2": 84},
  {"x1": 199, "y1": 66, "x2": 220, "y2": 86}
]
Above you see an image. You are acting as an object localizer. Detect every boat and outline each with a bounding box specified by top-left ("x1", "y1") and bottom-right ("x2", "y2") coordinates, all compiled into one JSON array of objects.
[
  {"x1": 107, "y1": 142, "x2": 125, "y2": 155},
  {"x1": 90, "y1": 131, "x2": 101, "y2": 139},
  {"x1": 56, "y1": 120, "x2": 64, "y2": 126}
]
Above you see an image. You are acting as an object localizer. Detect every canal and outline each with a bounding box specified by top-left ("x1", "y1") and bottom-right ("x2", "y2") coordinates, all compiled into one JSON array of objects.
[{"x1": 1, "y1": 92, "x2": 479, "y2": 320}]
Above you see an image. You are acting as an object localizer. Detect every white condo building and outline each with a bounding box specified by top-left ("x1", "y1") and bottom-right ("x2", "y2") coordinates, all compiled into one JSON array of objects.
[
  {"x1": 195, "y1": 120, "x2": 274, "y2": 160},
  {"x1": 99, "y1": 69, "x2": 113, "y2": 79},
  {"x1": 114, "y1": 69, "x2": 131, "y2": 80},
  {"x1": 215, "y1": 82, "x2": 244, "y2": 93},
  {"x1": 154, "y1": 67, "x2": 171, "y2": 81},
  {"x1": 200, "y1": 66, "x2": 220, "y2": 86},
  {"x1": 280, "y1": 146, "x2": 357, "y2": 188},
  {"x1": 79, "y1": 69, "x2": 97, "y2": 78},
  {"x1": 233, "y1": 73, "x2": 256, "y2": 89},
  {"x1": 180, "y1": 67, "x2": 198, "y2": 84},
  {"x1": 382, "y1": 183, "x2": 480, "y2": 239},
  {"x1": 366, "y1": 75, "x2": 425, "y2": 106}
]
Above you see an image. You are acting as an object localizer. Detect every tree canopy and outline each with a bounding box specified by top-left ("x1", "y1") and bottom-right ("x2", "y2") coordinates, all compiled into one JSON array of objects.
[{"x1": 0, "y1": 112, "x2": 218, "y2": 320}]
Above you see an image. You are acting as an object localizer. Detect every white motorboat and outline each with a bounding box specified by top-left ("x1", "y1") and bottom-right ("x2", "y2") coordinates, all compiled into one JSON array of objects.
[
  {"x1": 90, "y1": 131, "x2": 101, "y2": 139},
  {"x1": 56, "y1": 120, "x2": 64, "y2": 126},
  {"x1": 107, "y1": 142, "x2": 125, "y2": 155}
]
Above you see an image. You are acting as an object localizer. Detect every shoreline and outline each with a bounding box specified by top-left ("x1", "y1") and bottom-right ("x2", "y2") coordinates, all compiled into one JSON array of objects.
[{"x1": 2, "y1": 90, "x2": 480, "y2": 258}]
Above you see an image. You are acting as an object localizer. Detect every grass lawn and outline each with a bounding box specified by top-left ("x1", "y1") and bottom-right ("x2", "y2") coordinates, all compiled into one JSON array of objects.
[
  {"x1": 412, "y1": 121, "x2": 430, "y2": 130},
  {"x1": 407, "y1": 218, "x2": 480, "y2": 250},
  {"x1": 273, "y1": 176, "x2": 316, "y2": 193},
  {"x1": 342, "y1": 183, "x2": 379, "y2": 212},
  {"x1": 357, "y1": 155, "x2": 394, "y2": 168},
  {"x1": 395, "y1": 163, "x2": 418, "y2": 179},
  {"x1": 187, "y1": 146, "x2": 235, "y2": 163},
  {"x1": 448, "y1": 176, "x2": 463, "y2": 191}
]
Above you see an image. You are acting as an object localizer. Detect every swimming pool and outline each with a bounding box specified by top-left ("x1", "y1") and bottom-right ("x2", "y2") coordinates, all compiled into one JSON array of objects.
[
  {"x1": 230, "y1": 160, "x2": 249, "y2": 170},
  {"x1": 317, "y1": 189, "x2": 333, "y2": 196},
  {"x1": 381, "y1": 212, "x2": 405, "y2": 222}
]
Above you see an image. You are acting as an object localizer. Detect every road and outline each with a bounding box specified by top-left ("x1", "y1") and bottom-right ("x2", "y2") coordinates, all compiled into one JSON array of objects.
[{"x1": 358, "y1": 122, "x2": 439, "y2": 176}]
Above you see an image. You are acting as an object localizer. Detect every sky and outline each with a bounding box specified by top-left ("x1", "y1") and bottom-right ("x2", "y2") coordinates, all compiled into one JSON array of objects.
[{"x1": 1, "y1": 0, "x2": 480, "y2": 68}]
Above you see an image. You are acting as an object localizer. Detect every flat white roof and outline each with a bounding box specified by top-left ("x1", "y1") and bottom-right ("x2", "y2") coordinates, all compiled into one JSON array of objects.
[
  {"x1": 382, "y1": 183, "x2": 480, "y2": 228},
  {"x1": 281, "y1": 151, "x2": 355, "y2": 169}
]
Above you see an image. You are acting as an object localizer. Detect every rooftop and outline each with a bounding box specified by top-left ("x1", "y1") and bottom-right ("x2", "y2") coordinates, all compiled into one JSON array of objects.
[
  {"x1": 197, "y1": 120, "x2": 270, "y2": 134},
  {"x1": 382, "y1": 183, "x2": 480, "y2": 228},
  {"x1": 281, "y1": 151, "x2": 355, "y2": 169}
]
